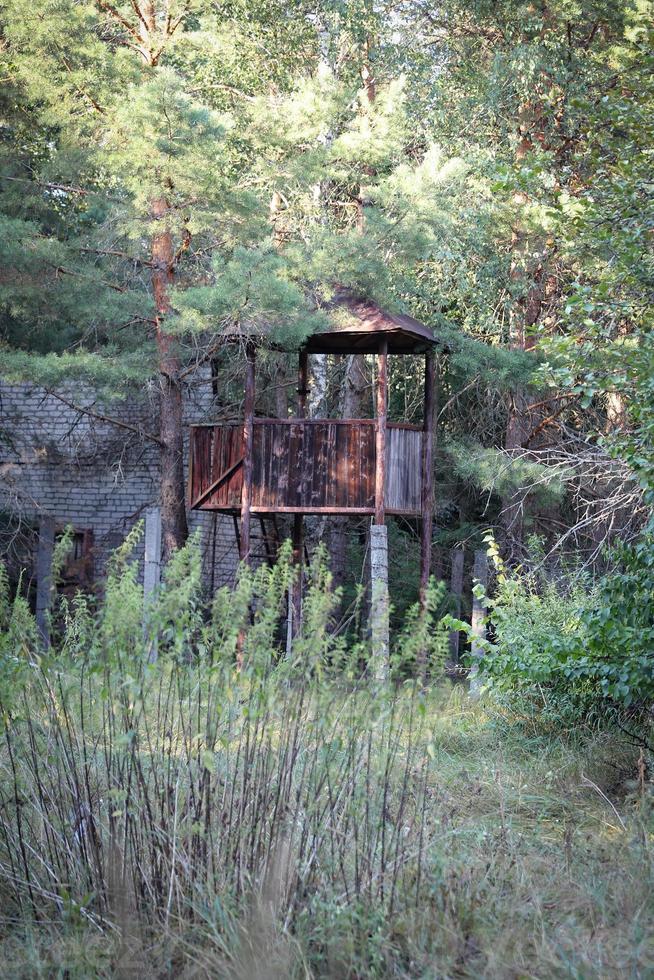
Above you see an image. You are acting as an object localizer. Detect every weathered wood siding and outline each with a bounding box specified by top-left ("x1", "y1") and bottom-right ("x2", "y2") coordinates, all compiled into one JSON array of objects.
[
  {"x1": 190, "y1": 424, "x2": 243, "y2": 509},
  {"x1": 386, "y1": 426, "x2": 421, "y2": 513},
  {"x1": 189, "y1": 420, "x2": 422, "y2": 515}
]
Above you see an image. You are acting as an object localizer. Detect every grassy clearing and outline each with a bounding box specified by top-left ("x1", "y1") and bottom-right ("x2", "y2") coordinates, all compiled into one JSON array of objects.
[{"x1": 0, "y1": 660, "x2": 652, "y2": 980}]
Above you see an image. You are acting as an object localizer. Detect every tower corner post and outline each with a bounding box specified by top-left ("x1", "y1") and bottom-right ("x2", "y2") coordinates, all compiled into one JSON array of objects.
[
  {"x1": 420, "y1": 350, "x2": 436, "y2": 607},
  {"x1": 371, "y1": 337, "x2": 389, "y2": 679},
  {"x1": 239, "y1": 344, "x2": 256, "y2": 563},
  {"x1": 291, "y1": 349, "x2": 309, "y2": 637}
]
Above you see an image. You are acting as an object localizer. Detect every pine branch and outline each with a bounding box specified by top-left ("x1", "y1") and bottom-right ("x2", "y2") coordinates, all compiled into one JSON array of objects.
[
  {"x1": 129, "y1": 0, "x2": 150, "y2": 34},
  {"x1": 96, "y1": 0, "x2": 153, "y2": 63},
  {"x1": 525, "y1": 393, "x2": 579, "y2": 414},
  {"x1": 48, "y1": 263, "x2": 128, "y2": 294},
  {"x1": 44, "y1": 388, "x2": 164, "y2": 447},
  {"x1": 58, "y1": 50, "x2": 106, "y2": 115},
  {"x1": 0, "y1": 175, "x2": 89, "y2": 196},
  {"x1": 188, "y1": 83, "x2": 257, "y2": 103},
  {"x1": 437, "y1": 377, "x2": 480, "y2": 419},
  {"x1": 79, "y1": 247, "x2": 154, "y2": 267},
  {"x1": 172, "y1": 228, "x2": 191, "y2": 267},
  {"x1": 96, "y1": 0, "x2": 143, "y2": 46},
  {"x1": 524, "y1": 394, "x2": 582, "y2": 447}
]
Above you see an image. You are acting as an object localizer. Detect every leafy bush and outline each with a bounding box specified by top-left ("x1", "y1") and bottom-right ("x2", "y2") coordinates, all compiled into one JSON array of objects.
[
  {"x1": 0, "y1": 536, "x2": 652, "y2": 978},
  {"x1": 565, "y1": 535, "x2": 654, "y2": 706},
  {"x1": 447, "y1": 533, "x2": 654, "y2": 711}
]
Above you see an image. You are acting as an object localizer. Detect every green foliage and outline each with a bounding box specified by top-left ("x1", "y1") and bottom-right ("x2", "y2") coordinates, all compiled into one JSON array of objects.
[
  {"x1": 536, "y1": 4, "x2": 654, "y2": 498},
  {"x1": 2, "y1": 3, "x2": 654, "y2": 970},
  {"x1": 563, "y1": 537, "x2": 654, "y2": 706},
  {"x1": 0, "y1": 649, "x2": 652, "y2": 977},
  {"x1": 446, "y1": 437, "x2": 567, "y2": 504},
  {"x1": 448, "y1": 533, "x2": 654, "y2": 712},
  {"x1": 100, "y1": 522, "x2": 146, "y2": 658},
  {"x1": 0, "y1": 565, "x2": 38, "y2": 715},
  {"x1": 393, "y1": 578, "x2": 449, "y2": 676},
  {"x1": 0, "y1": 0, "x2": 324, "y2": 402}
]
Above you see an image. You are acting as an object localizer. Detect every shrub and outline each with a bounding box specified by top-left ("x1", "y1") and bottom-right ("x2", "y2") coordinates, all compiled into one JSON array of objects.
[
  {"x1": 0, "y1": 537, "x2": 652, "y2": 978},
  {"x1": 446, "y1": 533, "x2": 654, "y2": 712},
  {"x1": 0, "y1": 540, "x2": 450, "y2": 977}
]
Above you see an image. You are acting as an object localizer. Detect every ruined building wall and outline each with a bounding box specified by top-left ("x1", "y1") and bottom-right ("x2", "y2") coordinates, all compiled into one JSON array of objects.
[{"x1": 0, "y1": 380, "x2": 239, "y2": 590}]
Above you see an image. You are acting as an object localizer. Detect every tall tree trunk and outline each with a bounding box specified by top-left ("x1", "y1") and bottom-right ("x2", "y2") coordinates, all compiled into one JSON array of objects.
[
  {"x1": 151, "y1": 195, "x2": 188, "y2": 560},
  {"x1": 95, "y1": 2, "x2": 189, "y2": 559},
  {"x1": 502, "y1": 100, "x2": 545, "y2": 559},
  {"x1": 269, "y1": 191, "x2": 290, "y2": 420}
]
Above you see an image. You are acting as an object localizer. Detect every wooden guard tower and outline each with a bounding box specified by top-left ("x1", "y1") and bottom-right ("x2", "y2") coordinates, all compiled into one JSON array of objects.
[{"x1": 188, "y1": 292, "x2": 438, "y2": 643}]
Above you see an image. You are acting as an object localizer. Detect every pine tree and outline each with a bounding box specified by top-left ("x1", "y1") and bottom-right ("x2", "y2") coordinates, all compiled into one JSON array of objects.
[{"x1": 0, "y1": 0, "x2": 320, "y2": 557}]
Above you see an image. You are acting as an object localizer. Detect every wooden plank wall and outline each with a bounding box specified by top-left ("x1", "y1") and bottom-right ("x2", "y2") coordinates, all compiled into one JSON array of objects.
[
  {"x1": 190, "y1": 425, "x2": 243, "y2": 509},
  {"x1": 386, "y1": 426, "x2": 422, "y2": 513},
  {"x1": 190, "y1": 421, "x2": 422, "y2": 515},
  {"x1": 250, "y1": 421, "x2": 376, "y2": 511}
]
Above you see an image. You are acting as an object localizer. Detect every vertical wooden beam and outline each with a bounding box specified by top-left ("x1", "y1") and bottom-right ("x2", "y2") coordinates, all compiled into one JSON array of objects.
[
  {"x1": 420, "y1": 350, "x2": 436, "y2": 604},
  {"x1": 374, "y1": 337, "x2": 388, "y2": 526},
  {"x1": 371, "y1": 337, "x2": 389, "y2": 677},
  {"x1": 239, "y1": 345, "x2": 256, "y2": 562},
  {"x1": 291, "y1": 350, "x2": 309, "y2": 634},
  {"x1": 35, "y1": 516, "x2": 55, "y2": 648}
]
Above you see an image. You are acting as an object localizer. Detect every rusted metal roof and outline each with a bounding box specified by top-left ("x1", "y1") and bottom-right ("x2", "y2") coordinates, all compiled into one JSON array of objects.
[
  {"x1": 217, "y1": 288, "x2": 439, "y2": 354},
  {"x1": 304, "y1": 289, "x2": 438, "y2": 355}
]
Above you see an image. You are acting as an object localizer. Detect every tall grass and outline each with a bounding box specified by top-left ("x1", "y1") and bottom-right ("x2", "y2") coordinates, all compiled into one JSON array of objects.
[{"x1": 0, "y1": 534, "x2": 652, "y2": 978}]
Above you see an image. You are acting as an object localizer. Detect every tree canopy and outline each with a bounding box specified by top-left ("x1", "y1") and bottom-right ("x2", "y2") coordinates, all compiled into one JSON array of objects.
[{"x1": 1, "y1": 0, "x2": 651, "y2": 561}]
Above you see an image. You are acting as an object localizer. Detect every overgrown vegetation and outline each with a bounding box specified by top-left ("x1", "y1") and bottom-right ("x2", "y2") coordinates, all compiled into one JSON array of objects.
[
  {"x1": 446, "y1": 533, "x2": 654, "y2": 717},
  {"x1": 0, "y1": 539, "x2": 653, "y2": 978},
  {"x1": 1, "y1": 0, "x2": 653, "y2": 974}
]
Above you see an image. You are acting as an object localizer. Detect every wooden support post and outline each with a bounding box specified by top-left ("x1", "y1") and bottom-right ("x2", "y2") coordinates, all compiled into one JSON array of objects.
[
  {"x1": 374, "y1": 338, "x2": 388, "y2": 526},
  {"x1": 469, "y1": 548, "x2": 489, "y2": 696},
  {"x1": 420, "y1": 351, "x2": 436, "y2": 605},
  {"x1": 239, "y1": 345, "x2": 256, "y2": 562},
  {"x1": 291, "y1": 350, "x2": 308, "y2": 635},
  {"x1": 35, "y1": 516, "x2": 55, "y2": 648},
  {"x1": 143, "y1": 506, "x2": 162, "y2": 663},
  {"x1": 297, "y1": 349, "x2": 309, "y2": 414},
  {"x1": 448, "y1": 546, "x2": 464, "y2": 663},
  {"x1": 370, "y1": 338, "x2": 389, "y2": 676}
]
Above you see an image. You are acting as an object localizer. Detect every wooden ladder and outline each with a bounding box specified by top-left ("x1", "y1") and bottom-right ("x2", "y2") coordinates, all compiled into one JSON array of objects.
[{"x1": 232, "y1": 514, "x2": 282, "y2": 566}]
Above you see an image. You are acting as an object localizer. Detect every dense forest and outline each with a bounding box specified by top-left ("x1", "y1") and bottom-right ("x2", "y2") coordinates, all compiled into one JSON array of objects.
[{"x1": 0, "y1": 1, "x2": 653, "y2": 977}]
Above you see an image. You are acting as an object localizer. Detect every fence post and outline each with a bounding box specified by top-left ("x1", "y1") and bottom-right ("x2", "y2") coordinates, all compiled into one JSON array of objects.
[
  {"x1": 369, "y1": 523, "x2": 389, "y2": 681},
  {"x1": 35, "y1": 516, "x2": 55, "y2": 648},
  {"x1": 469, "y1": 548, "x2": 489, "y2": 696},
  {"x1": 143, "y1": 507, "x2": 162, "y2": 663},
  {"x1": 448, "y1": 546, "x2": 465, "y2": 663}
]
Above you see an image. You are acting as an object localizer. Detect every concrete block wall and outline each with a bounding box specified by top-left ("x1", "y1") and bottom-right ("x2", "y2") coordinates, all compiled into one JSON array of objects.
[{"x1": 0, "y1": 380, "x2": 239, "y2": 589}]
